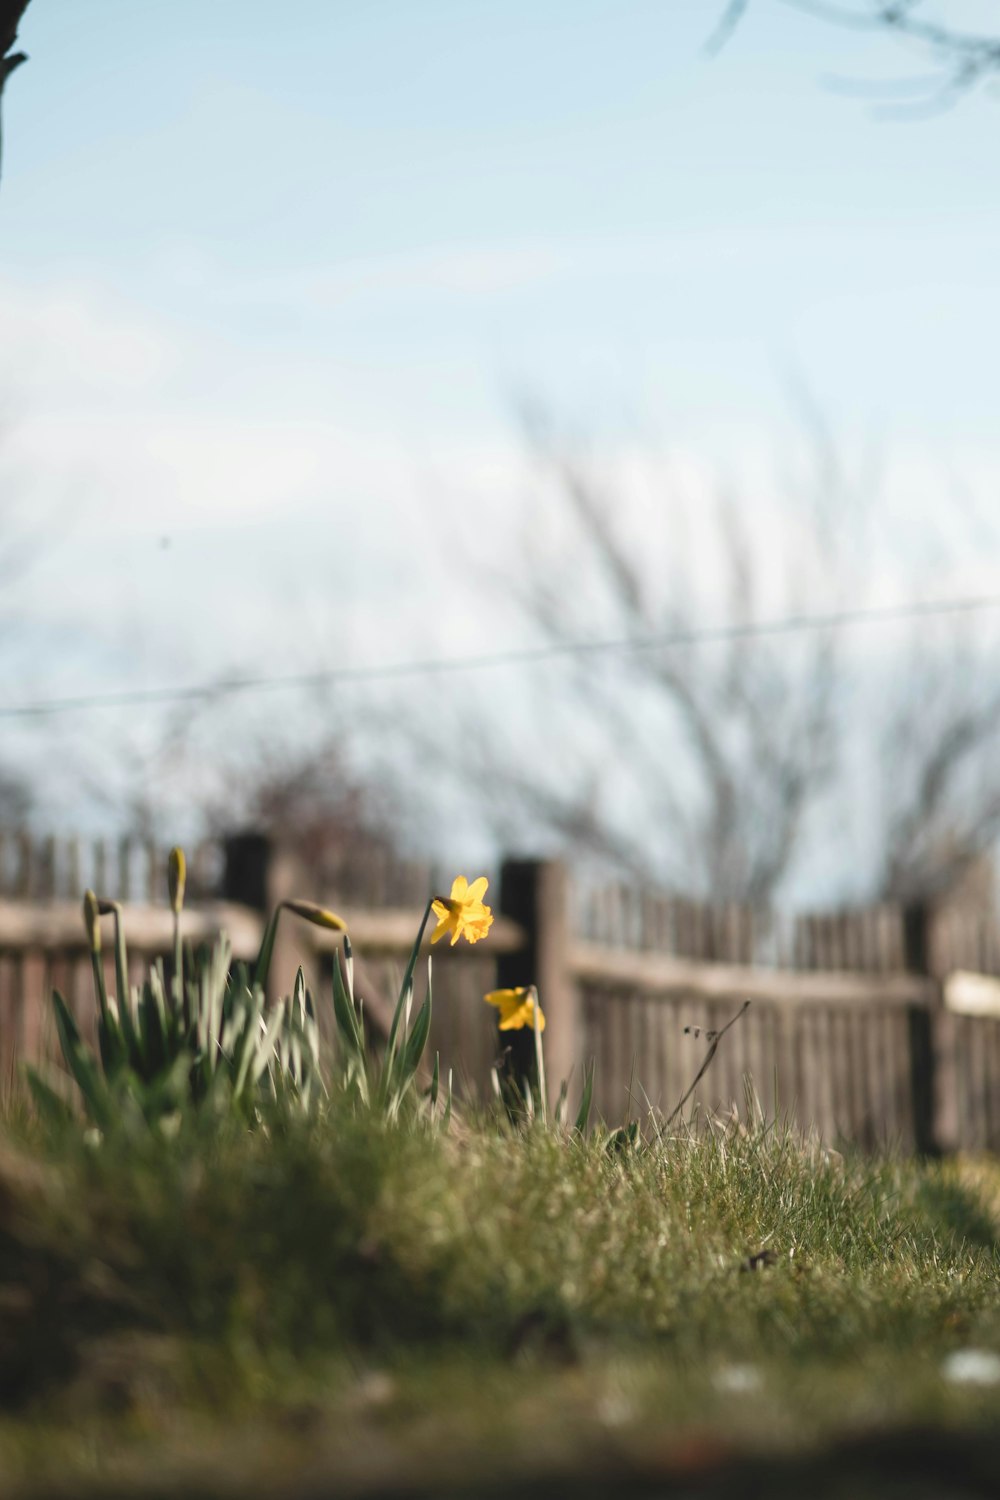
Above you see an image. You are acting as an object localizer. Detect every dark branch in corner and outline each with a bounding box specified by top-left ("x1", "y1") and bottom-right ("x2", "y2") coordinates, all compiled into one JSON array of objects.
[
  {"x1": 707, "y1": 0, "x2": 1000, "y2": 111},
  {"x1": 0, "y1": 1, "x2": 32, "y2": 185}
]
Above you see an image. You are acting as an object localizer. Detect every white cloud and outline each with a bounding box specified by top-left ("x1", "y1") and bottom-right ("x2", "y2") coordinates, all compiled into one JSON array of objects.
[
  {"x1": 0, "y1": 279, "x2": 175, "y2": 400},
  {"x1": 4, "y1": 269, "x2": 1000, "y2": 883},
  {"x1": 158, "y1": 221, "x2": 1000, "y2": 323}
]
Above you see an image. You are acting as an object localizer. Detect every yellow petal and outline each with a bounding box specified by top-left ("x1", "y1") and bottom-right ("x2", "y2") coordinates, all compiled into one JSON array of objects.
[
  {"x1": 466, "y1": 876, "x2": 489, "y2": 903},
  {"x1": 497, "y1": 995, "x2": 545, "y2": 1031},
  {"x1": 484, "y1": 987, "x2": 525, "y2": 1009},
  {"x1": 498, "y1": 996, "x2": 530, "y2": 1029},
  {"x1": 430, "y1": 913, "x2": 451, "y2": 944},
  {"x1": 449, "y1": 875, "x2": 469, "y2": 900}
]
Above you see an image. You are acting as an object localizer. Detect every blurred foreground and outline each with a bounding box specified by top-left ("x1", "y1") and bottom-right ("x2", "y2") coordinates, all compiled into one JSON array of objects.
[{"x1": 2, "y1": 1104, "x2": 1000, "y2": 1498}]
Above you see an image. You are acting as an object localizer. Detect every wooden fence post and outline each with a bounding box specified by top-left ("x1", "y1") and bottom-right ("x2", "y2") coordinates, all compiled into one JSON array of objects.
[
  {"x1": 903, "y1": 901, "x2": 943, "y2": 1156},
  {"x1": 910, "y1": 899, "x2": 961, "y2": 1156},
  {"x1": 223, "y1": 832, "x2": 271, "y2": 915},
  {"x1": 496, "y1": 859, "x2": 578, "y2": 1111}
]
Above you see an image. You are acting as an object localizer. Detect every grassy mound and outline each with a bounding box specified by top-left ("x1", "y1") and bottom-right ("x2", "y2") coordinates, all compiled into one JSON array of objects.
[{"x1": 1, "y1": 1105, "x2": 1000, "y2": 1495}]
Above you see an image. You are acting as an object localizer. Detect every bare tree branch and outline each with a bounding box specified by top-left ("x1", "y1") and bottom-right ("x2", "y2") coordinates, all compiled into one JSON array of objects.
[
  {"x1": 710, "y1": 0, "x2": 1000, "y2": 110},
  {"x1": 458, "y1": 405, "x2": 844, "y2": 904},
  {"x1": 704, "y1": 0, "x2": 753, "y2": 56},
  {"x1": 881, "y1": 669, "x2": 1000, "y2": 901}
]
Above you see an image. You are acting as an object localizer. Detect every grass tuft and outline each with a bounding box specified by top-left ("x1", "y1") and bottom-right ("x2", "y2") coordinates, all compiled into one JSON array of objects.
[{"x1": 2, "y1": 1099, "x2": 1000, "y2": 1494}]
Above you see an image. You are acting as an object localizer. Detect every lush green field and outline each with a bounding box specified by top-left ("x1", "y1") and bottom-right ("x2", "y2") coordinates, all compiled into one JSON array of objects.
[{"x1": 2, "y1": 1099, "x2": 1000, "y2": 1498}]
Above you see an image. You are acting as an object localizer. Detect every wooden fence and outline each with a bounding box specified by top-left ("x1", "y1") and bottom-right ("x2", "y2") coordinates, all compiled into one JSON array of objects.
[{"x1": 1, "y1": 830, "x2": 999, "y2": 1153}]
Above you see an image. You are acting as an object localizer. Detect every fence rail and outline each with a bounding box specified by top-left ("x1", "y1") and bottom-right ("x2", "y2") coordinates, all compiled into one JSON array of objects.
[{"x1": 1, "y1": 830, "x2": 1000, "y2": 1152}]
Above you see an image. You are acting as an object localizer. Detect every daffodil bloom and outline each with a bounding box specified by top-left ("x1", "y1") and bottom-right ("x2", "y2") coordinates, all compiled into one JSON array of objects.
[
  {"x1": 430, "y1": 875, "x2": 494, "y2": 946},
  {"x1": 484, "y1": 986, "x2": 545, "y2": 1032}
]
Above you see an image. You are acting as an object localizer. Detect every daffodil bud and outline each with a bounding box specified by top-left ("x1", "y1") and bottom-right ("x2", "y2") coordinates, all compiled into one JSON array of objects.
[
  {"x1": 168, "y1": 846, "x2": 186, "y2": 915},
  {"x1": 82, "y1": 890, "x2": 101, "y2": 954},
  {"x1": 283, "y1": 899, "x2": 347, "y2": 933}
]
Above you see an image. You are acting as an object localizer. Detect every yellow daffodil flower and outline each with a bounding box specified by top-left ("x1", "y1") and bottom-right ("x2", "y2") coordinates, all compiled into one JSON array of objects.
[
  {"x1": 484, "y1": 986, "x2": 545, "y2": 1032},
  {"x1": 430, "y1": 875, "x2": 494, "y2": 946}
]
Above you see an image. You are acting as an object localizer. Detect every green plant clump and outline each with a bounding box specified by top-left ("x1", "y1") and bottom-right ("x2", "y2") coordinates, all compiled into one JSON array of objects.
[
  {"x1": 30, "y1": 852, "x2": 495, "y2": 1130},
  {"x1": 29, "y1": 867, "x2": 342, "y2": 1127}
]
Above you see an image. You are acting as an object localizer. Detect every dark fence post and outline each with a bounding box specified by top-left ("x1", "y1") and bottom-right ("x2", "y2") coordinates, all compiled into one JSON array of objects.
[
  {"x1": 496, "y1": 859, "x2": 577, "y2": 1111},
  {"x1": 223, "y1": 832, "x2": 314, "y2": 1003},
  {"x1": 903, "y1": 900, "x2": 941, "y2": 1156},
  {"x1": 223, "y1": 831, "x2": 271, "y2": 915}
]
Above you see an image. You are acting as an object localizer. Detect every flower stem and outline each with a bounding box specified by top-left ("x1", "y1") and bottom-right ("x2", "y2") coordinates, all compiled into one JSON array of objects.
[
  {"x1": 399, "y1": 898, "x2": 435, "y2": 1013},
  {"x1": 385, "y1": 898, "x2": 434, "y2": 1061},
  {"x1": 173, "y1": 909, "x2": 184, "y2": 1025},
  {"x1": 532, "y1": 985, "x2": 547, "y2": 1124}
]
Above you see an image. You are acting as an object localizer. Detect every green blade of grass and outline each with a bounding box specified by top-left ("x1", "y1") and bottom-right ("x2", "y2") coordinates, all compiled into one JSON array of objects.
[
  {"x1": 331, "y1": 948, "x2": 363, "y2": 1055},
  {"x1": 573, "y1": 1059, "x2": 595, "y2": 1136}
]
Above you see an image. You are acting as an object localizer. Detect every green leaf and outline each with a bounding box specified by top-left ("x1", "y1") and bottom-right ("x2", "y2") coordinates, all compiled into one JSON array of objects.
[
  {"x1": 233, "y1": 986, "x2": 267, "y2": 1097},
  {"x1": 139, "y1": 1051, "x2": 193, "y2": 1123},
  {"x1": 25, "y1": 1067, "x2": 75, "y2": 1128},
  {"x1": 148, "y1": 958, "x2": 169, "y2": 1034},
  {"x1": 253, "y1": 910, "x2": 280, "y2": 992},
  {"x1": 219, "y1": 995, "x2": 250, "y2": 1058},
  {"x1": 394, "y1": 897, "x2": 435, "y2": 1036},
  {"x1": 248, "y1": 1004, "x2": 288, "y2": 1089},
  {"x1": 304, "y1": 992, "x2": 320, "y2": 1068},
  {"x1": 51, "y1": 990, "x2": 111, "y2": 1126},
  {"x1": 289, "y1": 1026, "x2": 303, "y2": 1085},
  {"x1": 292, "y1": 966, "x2": 306, "y2": 1023},
  {"x1": 96, "y1": 1009, "x2": 127, "y2": 1080},
  {"x1": 331, "y1": 950, "x2": 363, "y2": 1055},
  {"x1": 88, "y1": 944, "x2": 109, "y2": 1023},
  {"x1": 574, "y1": 1060, "x2": 596, "y2": 1137},
  {"x1": 606, "y1": 1120, "x2": 640, "y2": 1157},
  {"x1": 106, "y1": 903, "x2": 143, "y2": 1069},
  {"x1": 399, "y1": 992, "x2": 432, "y2": 1088},
  {"x1": 137, "y1": 981, "x2": 168, "y2": 1078},
  {"x1": 383, "y1": 976, "x2": 411, "y2": 1080},
  {"x1": 196, "y1": 936, "x2": 231, "y2": 1081}
]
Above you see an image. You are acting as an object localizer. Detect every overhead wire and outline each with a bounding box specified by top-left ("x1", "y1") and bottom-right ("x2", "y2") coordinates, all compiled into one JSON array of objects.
[{"x1": 3, "y1": 588, "x2": 1000, "y2": 720}]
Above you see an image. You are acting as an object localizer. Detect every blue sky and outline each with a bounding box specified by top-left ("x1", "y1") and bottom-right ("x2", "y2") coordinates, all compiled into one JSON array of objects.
[
  {"x1": 2, "y1": 1, "x2": 1000, "y2": 877},
  {"x1": 8, "y1": 0, "x2": 1000, "y2": 445}
]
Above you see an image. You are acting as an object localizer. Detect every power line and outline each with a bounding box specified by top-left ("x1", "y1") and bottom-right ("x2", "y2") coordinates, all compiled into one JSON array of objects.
[{"x1": 4, "y1": 589, "x2": 1000, "y2": 721}]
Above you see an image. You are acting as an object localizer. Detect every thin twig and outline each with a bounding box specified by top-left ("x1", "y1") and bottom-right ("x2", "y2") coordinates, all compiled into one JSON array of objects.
[
  {"x1": 665, "y1": 1000, "x2": 751, "y2": 1128},
  {"x1": 704, "y1": 0, "x2": 751, "y2": 55}
]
